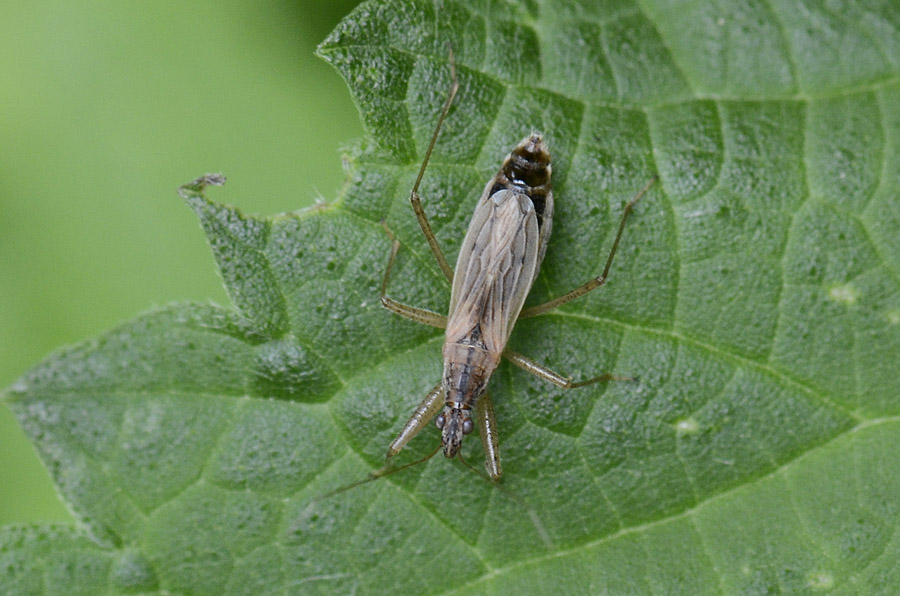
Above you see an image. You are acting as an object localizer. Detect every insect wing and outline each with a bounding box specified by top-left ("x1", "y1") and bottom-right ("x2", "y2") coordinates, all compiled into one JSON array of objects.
[{"x1": 446, "y1": 189, "x2": 540, "y2": 354}]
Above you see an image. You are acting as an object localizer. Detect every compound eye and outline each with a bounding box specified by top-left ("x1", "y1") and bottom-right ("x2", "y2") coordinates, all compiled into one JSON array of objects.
[
  {"x1": 462, "y1": 418, "x2": 474, "y2": 435},
  {"x1": 435, "y1": 414, "x2": 446, "y2": 429}
]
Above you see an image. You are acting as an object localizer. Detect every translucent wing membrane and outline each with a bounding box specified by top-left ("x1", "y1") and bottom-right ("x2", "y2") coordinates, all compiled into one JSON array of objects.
[{"x1": 446, "y1": 189, "x2": 540, "y2": 354}]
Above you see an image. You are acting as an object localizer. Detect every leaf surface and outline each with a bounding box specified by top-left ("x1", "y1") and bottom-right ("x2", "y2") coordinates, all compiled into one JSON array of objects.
[{"x1": 4, "y1": 1, "x2": 900, "y2": 594}]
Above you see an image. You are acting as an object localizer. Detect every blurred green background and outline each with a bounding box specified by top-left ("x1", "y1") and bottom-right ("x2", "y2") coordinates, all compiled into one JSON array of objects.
[{"x1": 0, "y1": 0, "x2": 362, "y2": 525}]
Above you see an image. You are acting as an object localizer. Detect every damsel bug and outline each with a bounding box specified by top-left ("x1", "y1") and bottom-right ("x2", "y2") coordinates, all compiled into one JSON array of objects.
[{"x1": 377, "y1": 52, "x2": 656, "y2": 481}]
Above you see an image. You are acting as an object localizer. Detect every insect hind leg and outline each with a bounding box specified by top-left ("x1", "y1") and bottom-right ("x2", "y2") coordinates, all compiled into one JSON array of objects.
[
  {"x1": 379, "y1": 221, "x2": 448, "y2": 328},
  {"x1": 407, "y1": 45, "x2": 459, "y2": 283},
  {"x1": 518, "y1": 175, "x2": 657, "y2": 318}
]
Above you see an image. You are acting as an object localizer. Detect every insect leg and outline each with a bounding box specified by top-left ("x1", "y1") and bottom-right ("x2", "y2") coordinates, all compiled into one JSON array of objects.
[
  {"x1": 387, "y1": 383, "x2": 445, "y2": 458},
  {"x1": 380, "y1": 221, "x2": 448, "y2": 328},
  {"x1": 408, "y1": 46, "x2": 459, "y2": 283},
  {"x1": 518, "y1": 175, "x2": 657, "y2": 318},
  {"x1": 503, "y1": 350, "x2": 635, "y2": 387},
  {"x1": 475, "y1": 393, "x2": 502, "y2": 480}
]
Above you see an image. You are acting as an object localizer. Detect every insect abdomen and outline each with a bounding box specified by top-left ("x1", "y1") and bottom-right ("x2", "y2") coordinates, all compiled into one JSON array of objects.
[{"x1": 489, "y1": 134, "x2": 552, "y2": 230}]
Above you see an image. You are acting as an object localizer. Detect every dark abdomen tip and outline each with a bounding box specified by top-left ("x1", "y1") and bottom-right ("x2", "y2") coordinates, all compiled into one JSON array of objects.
[{"x1": 504, "y1": 134, "x2": 551, "y2": 190}]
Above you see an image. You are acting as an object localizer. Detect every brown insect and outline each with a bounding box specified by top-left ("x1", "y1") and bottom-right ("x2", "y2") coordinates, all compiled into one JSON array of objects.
[{"x1": 378, "y1": 51, "x2": 656, "y2": 480}]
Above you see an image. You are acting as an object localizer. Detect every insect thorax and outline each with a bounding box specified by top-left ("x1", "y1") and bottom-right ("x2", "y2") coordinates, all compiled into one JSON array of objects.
[{"x1": 441, "y1": 343, "x2": 499, "y2": 408}]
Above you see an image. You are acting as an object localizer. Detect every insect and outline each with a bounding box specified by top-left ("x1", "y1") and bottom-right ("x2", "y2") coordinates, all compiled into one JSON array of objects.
[{"x1": 378, "y1": 52, "x2": 656, "y2": 481}]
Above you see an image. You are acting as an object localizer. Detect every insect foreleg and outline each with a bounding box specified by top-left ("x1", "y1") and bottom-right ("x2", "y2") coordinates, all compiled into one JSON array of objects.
[
  {"x1": 518, "y1": 175, "x2": 657, "y2": 318},
  {"x1": 503, "y1": 350, "x2": 635, "y2": 387},
  {"x1": 387, "y1": 383, "x2": 445, "y2": 458},
  {"x1": 475, "y1": 393, "x2": 502, "y2": 480}
]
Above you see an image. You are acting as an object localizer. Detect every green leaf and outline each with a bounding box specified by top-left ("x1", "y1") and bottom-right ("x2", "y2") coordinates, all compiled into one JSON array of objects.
[{"x1": 4, "y1": 0, "x2": 900, "y2": 594}]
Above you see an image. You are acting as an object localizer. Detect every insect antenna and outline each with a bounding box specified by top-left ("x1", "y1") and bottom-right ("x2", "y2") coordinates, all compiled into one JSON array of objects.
[
  {"x1": 287, "y1": 445, "x2": 441, "y2": 540},
  {"x1": 313, "y1": 444, "x2": 443, "y2": 502},
  {"x1": 288, "y1": 444, "x2": 444, "y2": 537},
  {"x1": 454, "y1": 452, "x2": 554, "y2": 549}
]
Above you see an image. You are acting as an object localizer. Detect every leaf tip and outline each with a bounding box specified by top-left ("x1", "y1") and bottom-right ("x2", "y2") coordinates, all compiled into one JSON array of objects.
[
  {"x1": 178, "y1": 173, "x2": 227, "y2": 200},
  {"x1": 0, "y1": 379, "x2": 29, "y2": 403}
]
